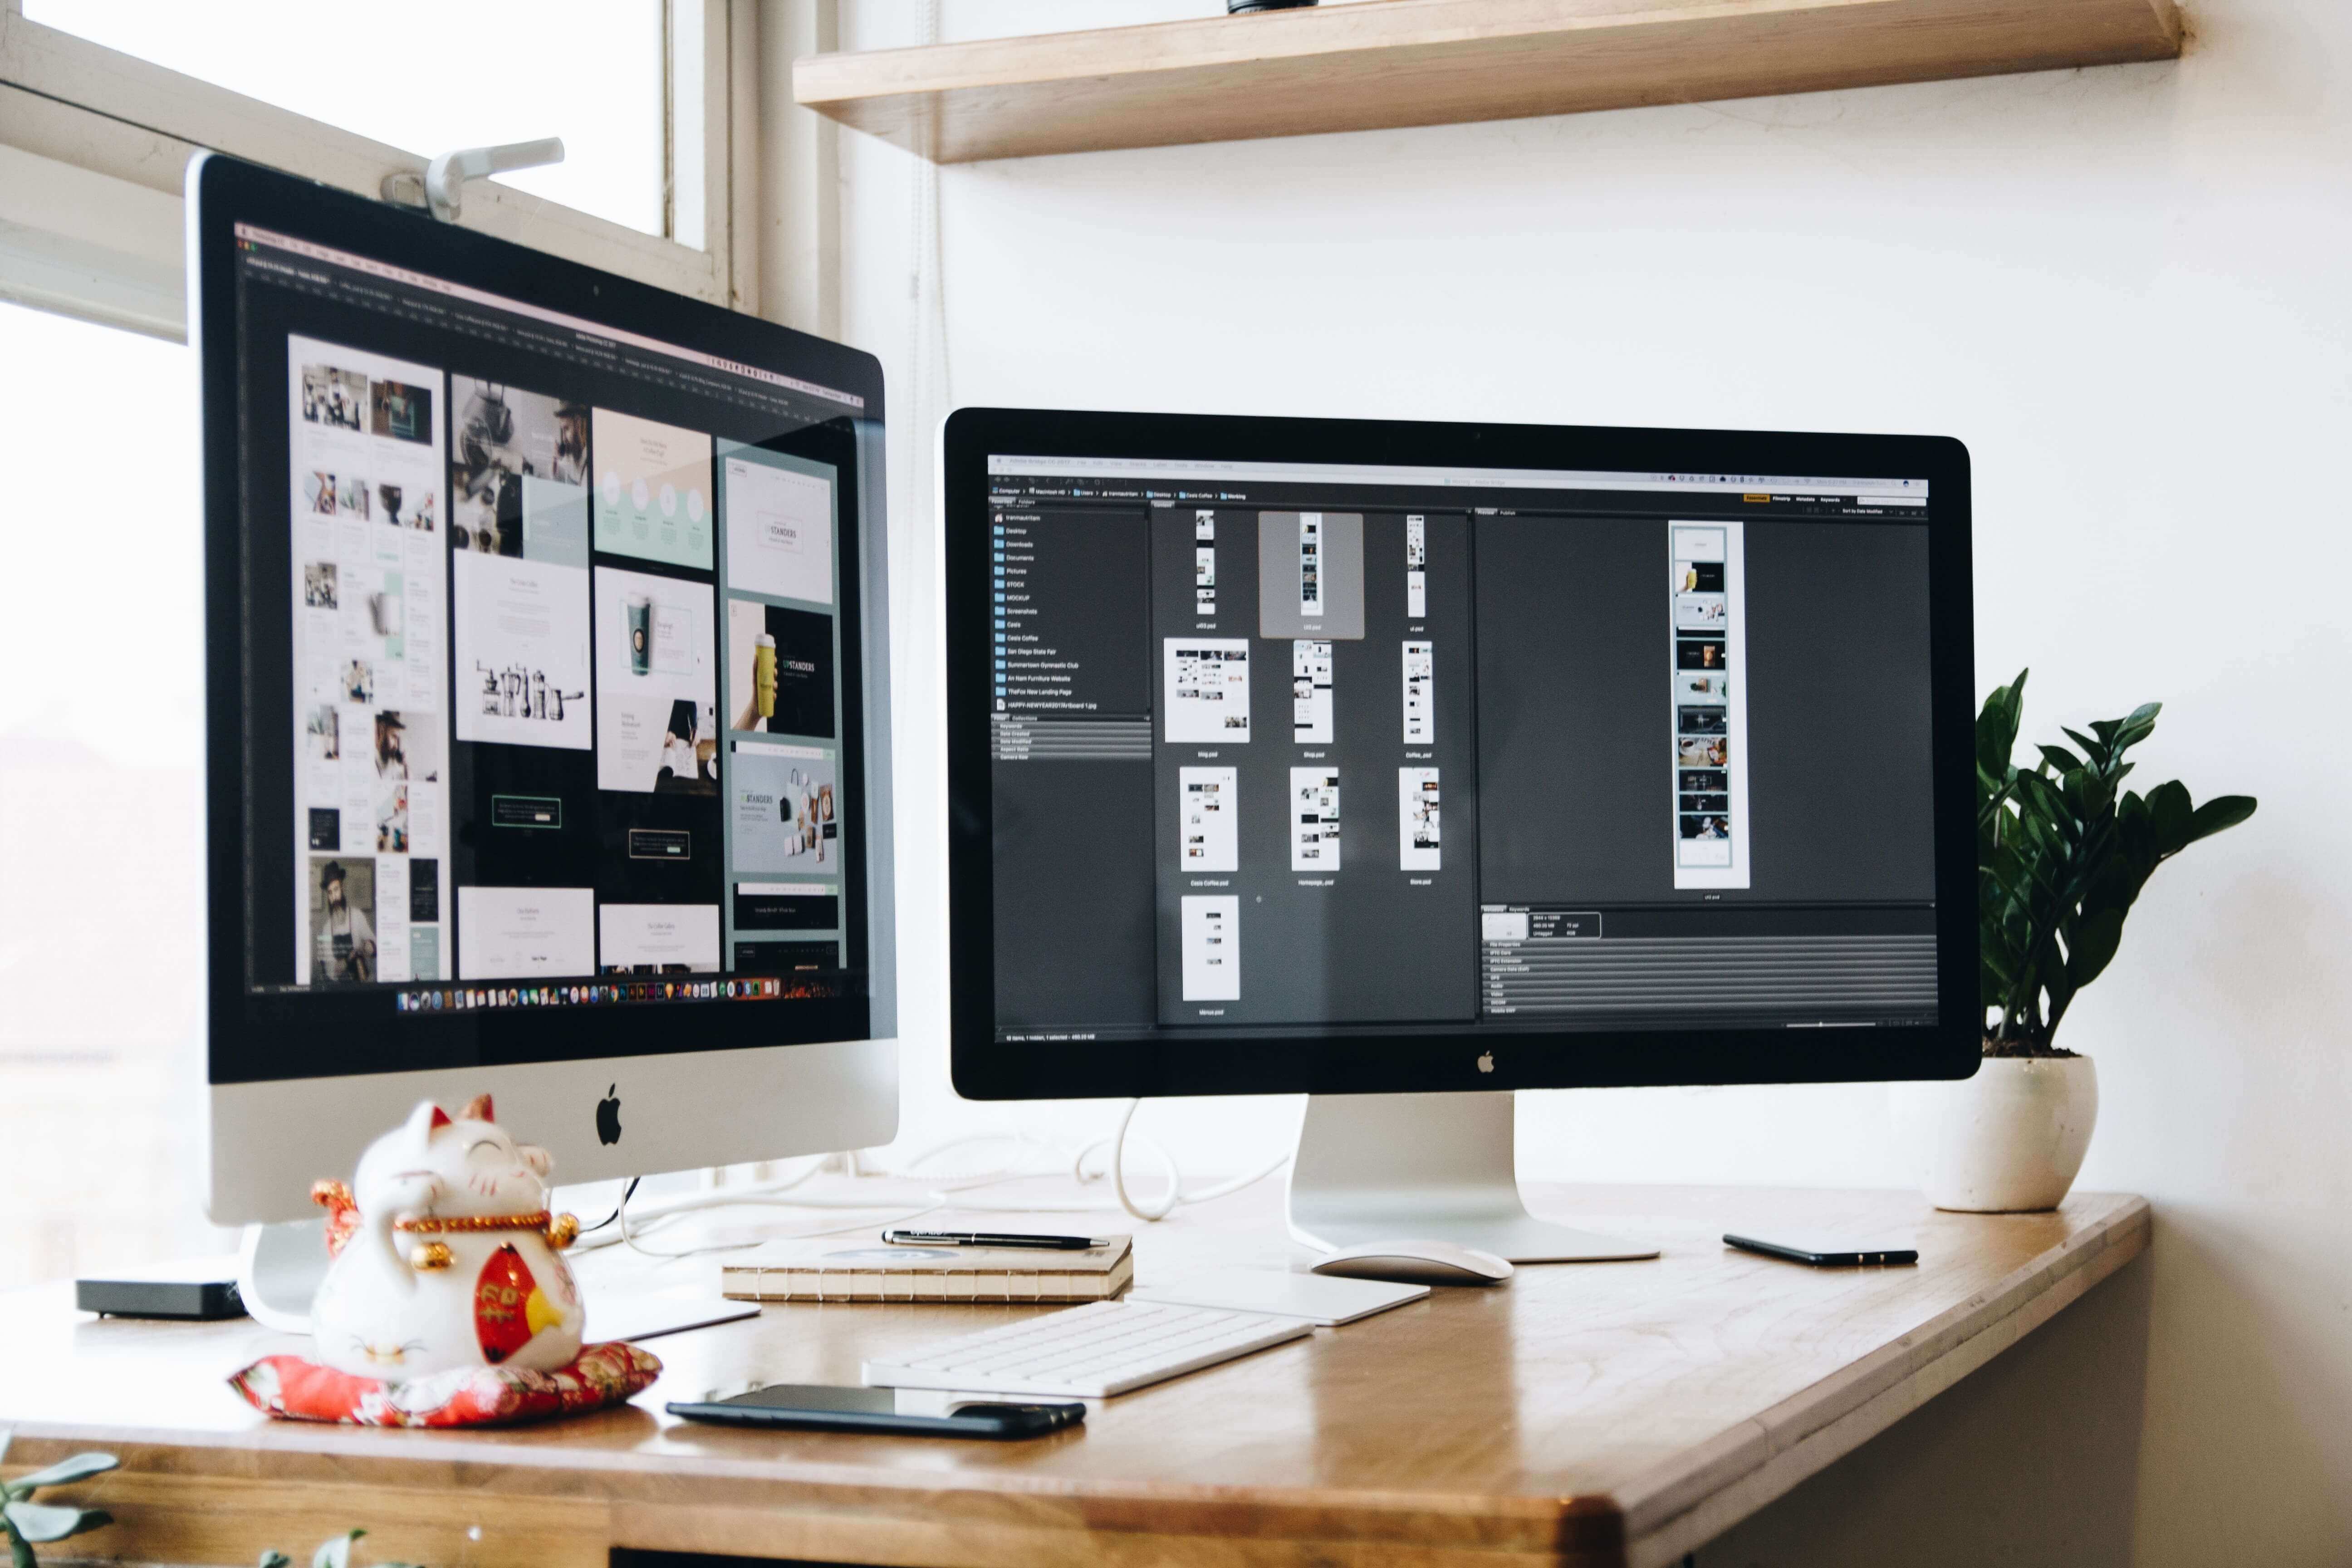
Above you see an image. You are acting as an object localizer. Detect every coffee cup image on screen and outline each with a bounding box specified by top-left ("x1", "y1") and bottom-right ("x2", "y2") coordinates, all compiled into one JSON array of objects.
[
  {"x1": 1677, "y1": 735, "x2": 1729, "y2": 768},
  {"x1": 730, "y1": 740, "x2": 840, "y2": 873},
  {"x1": 307, "y1": 854, "x2": 376, "y2": 986},
  {"x1": 727, "y1": 597, "x2": 835, "y2": 738},
  {"x1": 593, "y1": 408, "x2": 714, "y2": 570},
  {"x1": 594, "y1": 566, "x2": 716, "y2": 794}
]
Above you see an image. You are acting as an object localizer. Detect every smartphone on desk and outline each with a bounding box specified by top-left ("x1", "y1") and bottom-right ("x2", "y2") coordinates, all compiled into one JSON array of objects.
[{"x1": 667, "y1": 1382, "x2": 1085, "y2": 1440}]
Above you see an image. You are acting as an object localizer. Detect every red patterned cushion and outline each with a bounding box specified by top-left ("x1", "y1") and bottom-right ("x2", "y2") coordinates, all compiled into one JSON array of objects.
[{"x1": 228, "y1": 1340, "x2": 661, "y2": 1428}]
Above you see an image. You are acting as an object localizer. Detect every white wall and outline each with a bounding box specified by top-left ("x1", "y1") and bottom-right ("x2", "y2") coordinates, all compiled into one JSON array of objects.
[{"x1": 833, "y1": 2, "x2": 2352, "y2": 1561}]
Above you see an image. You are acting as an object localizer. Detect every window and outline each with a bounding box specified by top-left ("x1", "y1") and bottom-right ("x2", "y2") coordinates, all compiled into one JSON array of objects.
[
  {"x1": 21, "y1": 0, "x2": 676, "y2": 241},
  {"x1": 0, "y1": 0, "x2": 734, "y2": 306},
  {"x1": 0, "y1": 299, "x2": 229, "y2": 1283}
]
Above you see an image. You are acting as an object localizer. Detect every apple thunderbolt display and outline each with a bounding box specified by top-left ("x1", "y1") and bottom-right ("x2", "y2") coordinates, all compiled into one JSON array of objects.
[
  {"x1": 192, "y1": 155, "x2": 896, "y2": 1321},
  {"x1": 944, "y1": 410, "x2": 1979, "y2": 1258}
]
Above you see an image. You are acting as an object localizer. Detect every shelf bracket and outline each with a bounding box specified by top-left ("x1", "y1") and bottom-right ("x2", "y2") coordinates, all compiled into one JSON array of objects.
[{"x1": 380, "y1": 137, "x2": 565, "y2": 224}]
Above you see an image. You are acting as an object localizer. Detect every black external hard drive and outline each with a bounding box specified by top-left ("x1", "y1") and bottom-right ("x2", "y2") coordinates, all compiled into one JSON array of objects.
[{"x1": 76, "y1": 1260, "x2": 247, "y2": 1320}]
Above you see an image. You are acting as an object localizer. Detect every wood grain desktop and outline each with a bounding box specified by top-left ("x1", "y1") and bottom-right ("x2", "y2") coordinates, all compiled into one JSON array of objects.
[{"x1": 0, "y1": 1182, "x2": 2147, "y2": 1568}]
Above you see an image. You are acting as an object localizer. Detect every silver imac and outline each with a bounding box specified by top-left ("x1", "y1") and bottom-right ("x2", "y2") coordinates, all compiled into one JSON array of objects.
[{"x1": 190, "y1": 154, "x2": 896, "y2": 1325}]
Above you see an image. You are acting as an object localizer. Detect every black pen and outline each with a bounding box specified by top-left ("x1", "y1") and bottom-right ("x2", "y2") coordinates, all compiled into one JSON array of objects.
[{"x1": 882, "y1": 1228, "x2": 1111, "y2": 1251}]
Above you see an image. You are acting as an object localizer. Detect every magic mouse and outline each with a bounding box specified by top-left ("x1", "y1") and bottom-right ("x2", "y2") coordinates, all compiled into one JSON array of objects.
[{"x1": 1309, "y1": 1239, "x2": 1514, "y2": 1285}]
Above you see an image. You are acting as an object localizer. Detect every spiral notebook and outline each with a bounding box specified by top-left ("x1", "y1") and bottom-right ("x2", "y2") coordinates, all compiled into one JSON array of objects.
[{"x1": 720, "y1": 1236, "x2": 1134, "y2": 1304}]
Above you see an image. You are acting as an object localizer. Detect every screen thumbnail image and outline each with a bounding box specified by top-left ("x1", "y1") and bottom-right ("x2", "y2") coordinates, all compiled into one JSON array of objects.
[
  {"x1": 727, "y1": 597, "x2": 836, "y2": 738},
  {"x1": 1292, "y1": 641, "x2": 1332, "y2": 745},
  {"x1": 593, "y1": 409, "x2": 714, "y2": 570},
  {"x1": 1399, "y1": 767, "x2": 1440, "y2": 872},
  {"x1": 455, "y1": 550, "x2": 593, "y2": 750},
  {"x1": 1180, "y1": 894, "x2": 1240, "y2": 1003},
  {"x1": 1401, "y1": 641, "x2": 1434, "y2": 745},
  {"x1": 1291, "y1": 768, "x2": 1341, "y2": 872},
  {"x1": 729, "y1": 739, "x2": 840, "y2": 874},
  {"x1": 1257, "y1": 512, "x2": 1365, "y2": 640},
  {"x1": 369, "y1": 379, "x2": 433, "y2": 445},
  {"x1": 300, "y1": 363, "x2": 367, "y2": 432},
  {"x1": 306, "y1": 854, "x2": 375, "y2": 986},
  {"x1": 1163, "y1": 639, "x2": 1251, "y2": 744},
  {"x1": 372, "y1": 709, "x2": 441, "y2": 782},
  {"x1": 451, "y1": 380, "x2": 589, "y2": 559},
  {"x1": 1180, "y1": 765, "x2": 1238, "y2": 873},
  {"x1": 456, "y1": 886, "x2": 595, "y2": 980},
  {"x1": 594, "y1": 567, "x2": 716, "y2": 794},
  {"x1": 598, "y1": 902, "x2": 720, "y2": 974},
  {"x1": 720, "y1": 446, "x2": 835, "y2": 606}
]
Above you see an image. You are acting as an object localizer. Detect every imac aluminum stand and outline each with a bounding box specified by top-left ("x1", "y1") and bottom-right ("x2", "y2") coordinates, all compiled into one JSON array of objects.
[
  {"x1": 239, "y1": 1218, "x2": 331, "y2": 1333},
  {"x1": 1285, "y1": 1092, "x2": 1659, "y2": 1262}
]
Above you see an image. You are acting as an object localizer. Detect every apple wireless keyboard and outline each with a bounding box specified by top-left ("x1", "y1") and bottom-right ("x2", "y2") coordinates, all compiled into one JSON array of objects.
[{"x1": 861, "y1": 1299, "x2": 1313, "y2": 1398}]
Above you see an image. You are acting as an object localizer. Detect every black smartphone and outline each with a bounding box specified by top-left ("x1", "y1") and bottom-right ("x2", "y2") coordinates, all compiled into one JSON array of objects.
[
  {"x1": 666, "y1": 1383, "x2": 1085, "y2": 1439},
  {"x1": 1724, "y1": 1232, "x2": 1919, "y2": 1267}
]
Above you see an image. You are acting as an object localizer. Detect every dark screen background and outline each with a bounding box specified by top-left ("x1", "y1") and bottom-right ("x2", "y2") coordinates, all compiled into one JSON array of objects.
[{"x1": 1475, "y1": 516, "x2": 1935, "y2": 905}]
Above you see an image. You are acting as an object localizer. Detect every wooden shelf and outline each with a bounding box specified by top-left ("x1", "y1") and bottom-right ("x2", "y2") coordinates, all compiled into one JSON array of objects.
[{"x1": 794, "y1": 0, "x2": 2182, "y2": 164}]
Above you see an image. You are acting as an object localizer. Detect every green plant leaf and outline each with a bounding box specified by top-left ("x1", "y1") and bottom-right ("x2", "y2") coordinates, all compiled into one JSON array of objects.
[
  {"x1": 10, "y1": 1525, "x2": 34, "y2": 1568},
  {"x1": 313, "y1": 1528, "x2": 365, "y2": 1568},
  {"x1": 2035, "y1": 744, "x2": 2082, "y2": 774},
  {"x1": 2188, "y1": 794, "x2": 2258, "y2": 840},
  {"x1": 261, "y1": 1553, "x2": 294, "y2": 1568},
  {"x1": 2061, "y1": 726, "x2": 2104, "y2": 764},
  {"x1": 6, "y1": 1454, "x2": 118, "y2": 1492},
  {"x1": 1976, "y1": 683, "x2": 2023, "y2": 780},
  {"x1": 2146, "y1": 780, "x2": 2193, "y2": 855},
  {"x1": 3, "y1": 1501, "x2": 112, "y2": 1544},
  {"x1": 2079, "y1": 858, "x2": 2146, "y2": 921},
  {"x1": 2066, "y1": 907, "x2": 2127, "y2": 990}
]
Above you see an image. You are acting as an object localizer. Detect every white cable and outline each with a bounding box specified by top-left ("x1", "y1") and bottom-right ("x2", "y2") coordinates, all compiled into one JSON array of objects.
[
  {"x1": 959, "y1": 1101, "x2": 1292, "y2": 1222},
  {"x1": 612, "y1": 1185, "x2": 945, "y2": 1261},
  {"x1": 578, "y1": 1100, "x2": 1290, "y2": 1256}
]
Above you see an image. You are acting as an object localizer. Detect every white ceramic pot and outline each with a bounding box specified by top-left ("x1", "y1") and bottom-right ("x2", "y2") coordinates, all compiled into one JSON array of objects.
[{"x1": 1889, "y1": 1054, "x2": 2099, "y2": 1213}]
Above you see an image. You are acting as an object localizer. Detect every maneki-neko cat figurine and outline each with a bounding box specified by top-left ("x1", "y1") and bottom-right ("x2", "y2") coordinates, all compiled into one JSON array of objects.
[{"x1": 309, "y1": 1095, "x2": 585, "y2": 1381}]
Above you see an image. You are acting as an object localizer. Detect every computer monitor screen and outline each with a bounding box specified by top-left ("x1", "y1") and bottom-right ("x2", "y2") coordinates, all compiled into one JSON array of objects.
[
  {"x1": 945, "y1": 411, "x2": 1976, "y2": 1100},
  {"x1": 202, "y1": 161, "x2": 880, "y2": 1089}
]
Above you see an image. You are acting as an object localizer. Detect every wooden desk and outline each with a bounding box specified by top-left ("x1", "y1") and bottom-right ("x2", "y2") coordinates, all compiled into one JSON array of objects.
[{"x1": 0, "y1": 1183, "x2": 2146, "y2": 1568}]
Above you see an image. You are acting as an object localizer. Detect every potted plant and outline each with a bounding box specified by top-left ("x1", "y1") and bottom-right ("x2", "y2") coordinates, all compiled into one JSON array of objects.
[{"x1": 1893, "y1": 671, "x2": 2257, "y2": 1210}]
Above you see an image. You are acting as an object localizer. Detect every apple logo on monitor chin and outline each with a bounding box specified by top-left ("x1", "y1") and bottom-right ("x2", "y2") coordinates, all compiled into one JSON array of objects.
[
  {"x1": 1475, "y1": 1051, "x2": 1494, "y2": 1074},
  {"x1": 596, "y1": 1083, "x2": 622, "y2": 1145}
]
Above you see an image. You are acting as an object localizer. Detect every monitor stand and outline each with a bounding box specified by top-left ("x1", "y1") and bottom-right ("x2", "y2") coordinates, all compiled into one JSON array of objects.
[
  {"x1": 237, "y1": 1219, "x2": 757, "y2": 1340},
  {"x1": 1284, "y1": 1092, "x2": 1659, "y2": 1263}
]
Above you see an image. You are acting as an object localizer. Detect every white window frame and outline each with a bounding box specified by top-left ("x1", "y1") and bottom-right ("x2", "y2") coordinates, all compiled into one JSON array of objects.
[{"x1": 0, "y1": 0, "x2": 756, "y2": 340}]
